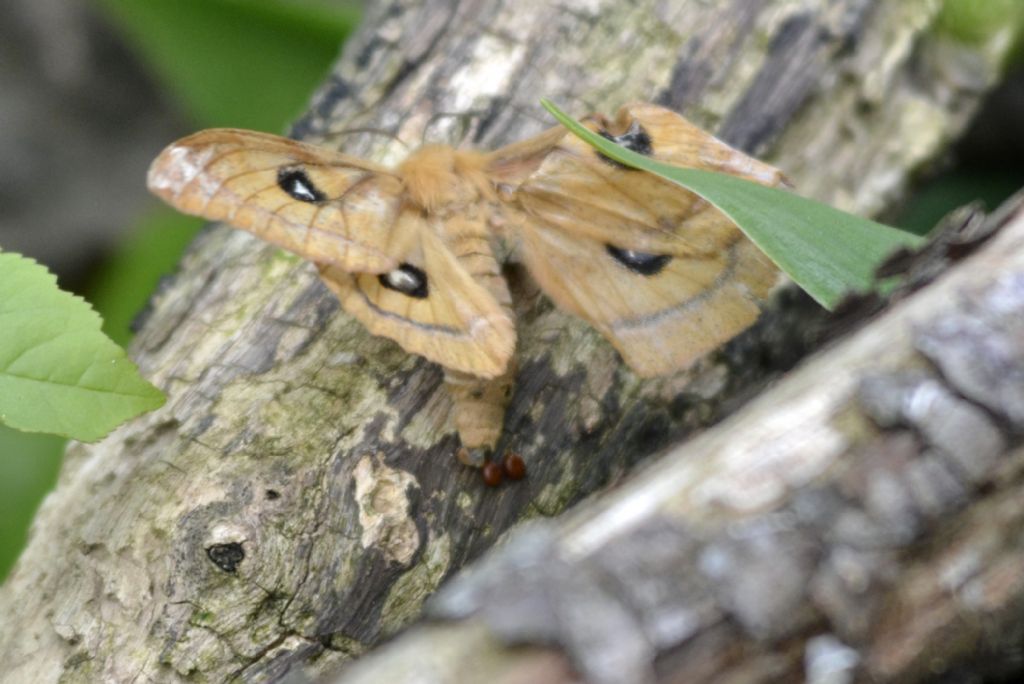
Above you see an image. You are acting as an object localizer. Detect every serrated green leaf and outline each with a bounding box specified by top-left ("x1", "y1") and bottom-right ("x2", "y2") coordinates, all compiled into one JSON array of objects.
[
  {"x1": 540, "y1": 99, "x2": 926, "y2": 310},
  {"x1": 0, "y1": 252, "x2": 165, "y2": 442}
]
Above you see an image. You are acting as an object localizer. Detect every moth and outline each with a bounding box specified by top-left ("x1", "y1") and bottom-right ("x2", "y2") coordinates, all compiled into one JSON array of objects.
[{"x1": 147, "y1": 103, "x2": 784, "y2": 468}]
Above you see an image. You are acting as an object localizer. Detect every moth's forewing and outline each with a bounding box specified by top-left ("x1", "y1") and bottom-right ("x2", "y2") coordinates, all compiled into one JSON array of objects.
[{"x1": 147, "y1": 129, "x2": 402, "y2": 273}]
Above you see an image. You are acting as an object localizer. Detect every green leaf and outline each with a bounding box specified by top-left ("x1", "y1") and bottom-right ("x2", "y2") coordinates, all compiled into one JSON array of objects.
[
  {"x1": 0, "y1": 252, "x2": 165, "y2": 442},
  {"x1": 540, "y1": 99, "x2": 926, "y2": 310}
]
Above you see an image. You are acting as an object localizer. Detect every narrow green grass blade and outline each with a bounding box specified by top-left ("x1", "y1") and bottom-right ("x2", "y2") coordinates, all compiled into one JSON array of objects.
[
  {"x1": 0, "y1": 253, "x2": 166, "y2": 442},
  {"x1": 541, "y1": 99, "x2": 926, "y2": 310}
]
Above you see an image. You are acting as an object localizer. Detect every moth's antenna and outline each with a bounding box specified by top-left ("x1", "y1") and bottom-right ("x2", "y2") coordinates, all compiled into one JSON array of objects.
[
  {"x1": 321, "y1": 126, "x2": 411, "y2": 151},
  {"x1": 420, "y1": 109, "x2": 493, "y2": 147}
]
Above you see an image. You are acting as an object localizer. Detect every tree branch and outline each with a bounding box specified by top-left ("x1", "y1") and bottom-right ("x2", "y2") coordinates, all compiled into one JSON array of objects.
[
  {"x1": 334, "y1": 192, "x2": 1024, "y2": 683},
  {"x1": 0, "y1": 1, "x2": 1014, "y2": 682}
]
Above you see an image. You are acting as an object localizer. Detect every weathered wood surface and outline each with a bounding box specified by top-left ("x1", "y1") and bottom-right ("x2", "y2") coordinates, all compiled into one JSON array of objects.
[
  {"x1": 0, "y1": 1, "x2": 1014, "y2": 682},
  {"x1": 330, "y1": 193, "x2": 1024, "y2": 684}
]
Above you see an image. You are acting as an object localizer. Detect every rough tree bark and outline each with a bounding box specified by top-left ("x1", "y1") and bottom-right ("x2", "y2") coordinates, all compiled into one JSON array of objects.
[
  {"x1": 0, "y1": 1, "x2": 1015, "y2": 683},
  {"x1": 331, "y1": 193, "x2": 1024, "y2": 684}
]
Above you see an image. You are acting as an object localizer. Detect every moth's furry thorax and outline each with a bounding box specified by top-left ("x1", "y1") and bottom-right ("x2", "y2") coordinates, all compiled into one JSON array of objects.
[{"x1": 398, "y1": 145, "x2": 493, "y2": 213}]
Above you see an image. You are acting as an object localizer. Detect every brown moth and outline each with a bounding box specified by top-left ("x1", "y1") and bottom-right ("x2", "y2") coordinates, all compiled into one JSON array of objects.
[{"x1": 147, "y1": 103, "x2": 784, "y2": 464}]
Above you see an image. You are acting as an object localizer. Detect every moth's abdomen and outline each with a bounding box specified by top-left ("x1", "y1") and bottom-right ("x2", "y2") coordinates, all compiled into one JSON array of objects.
[
  {"x1": 432, "y1": 211, "x2": 516, "y2": 448},
  {"x1": 444, "y1": 367, "x2": 513, "y2": 452},
  {"x1": 451, "y1": 240, "x2": 511, "y2": 307}
]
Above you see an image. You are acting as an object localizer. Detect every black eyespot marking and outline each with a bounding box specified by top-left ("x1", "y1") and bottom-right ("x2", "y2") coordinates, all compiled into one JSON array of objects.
[
  {"x1": 207, "y1": 542, "x2": 245, "y2": 573},
  {"x1": 277, "y1": 167, "x2": 326, "y2": 203},
  {"x1": 597, "y1": 121, "x2": 653, "y2": 169},
  {"x1": 606, "y1": 245, "x2": 671, "y2": 276},
  {"x1": 379, "y1": 263, "x2": 428, "y2": 298}
]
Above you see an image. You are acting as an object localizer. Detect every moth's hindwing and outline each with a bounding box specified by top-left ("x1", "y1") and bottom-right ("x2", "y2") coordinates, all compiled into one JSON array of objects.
[
  {"x1": 513, "y1": 103, "x2": 785, "y2": 375},
  {"x1": 318, "y1": 211, "x2": 515, "y2": 379}
]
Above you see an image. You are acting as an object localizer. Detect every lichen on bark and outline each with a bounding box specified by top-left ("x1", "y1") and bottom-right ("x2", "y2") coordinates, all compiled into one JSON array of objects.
[{"x1": 0, "y1": 0, "x2": 1017, "y2": 682}]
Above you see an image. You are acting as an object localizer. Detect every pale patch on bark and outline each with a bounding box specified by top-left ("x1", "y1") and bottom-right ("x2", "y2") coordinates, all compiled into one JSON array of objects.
[
  {"x1": 577, "y1": 354, "x2": 618, "y2": 434},
  {"x1": 353, "y1": 454, "x2": 420, "y2": 565},
  {"x1": 450, "y1": 37, "x2": 526, "y2": 113}
]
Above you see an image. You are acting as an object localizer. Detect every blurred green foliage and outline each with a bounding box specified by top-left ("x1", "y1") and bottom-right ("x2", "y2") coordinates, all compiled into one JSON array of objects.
[
  {"x1": 96, "y1": 0, "x2": 361, "y2": 129},
  {"x1": 939, "y1": 0, "x2": 1024, "y2": 68},
  {"x1": 91, "y1": 211, "x2": 206, "y2": 347},
  {"x1": 0, "y1": 429, "x2": 64, "y2": 579},
  {"x1": 897, "y1": 169, "x2": 1024, "y2": 235},
  {"x1": 0, "y1": 0, "x2": 360, "y2": 582}
]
